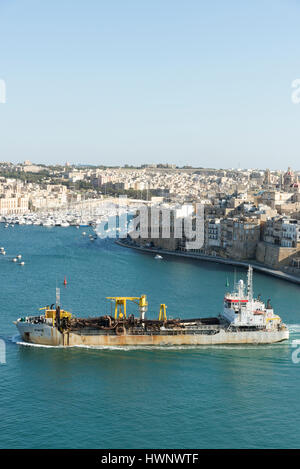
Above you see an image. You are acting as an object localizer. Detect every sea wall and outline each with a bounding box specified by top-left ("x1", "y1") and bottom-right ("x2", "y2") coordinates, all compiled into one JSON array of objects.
[
  {"x1": 256, "y1": 241, "x2": 300, "y2": 269},
  {"x1": 116, "y1": 240, "x2": 300, "y2": 285}
]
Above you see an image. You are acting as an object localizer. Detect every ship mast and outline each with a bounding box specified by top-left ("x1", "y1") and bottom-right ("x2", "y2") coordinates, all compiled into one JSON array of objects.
[
  {"x1": 56, "y1": 287, "x2": 60, "y2": 308},
  {"x1": 247, "y1": 265, "x2": 253, "y2": 302}
]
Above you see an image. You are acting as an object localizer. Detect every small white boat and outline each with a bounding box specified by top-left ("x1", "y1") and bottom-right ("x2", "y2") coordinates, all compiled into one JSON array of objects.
[
  {"x1": 154, "y1": 254, "x2": 163, "y2": 260},
  {"x1": 43, "y1": 220, "x2": 54, "y2": 227}
]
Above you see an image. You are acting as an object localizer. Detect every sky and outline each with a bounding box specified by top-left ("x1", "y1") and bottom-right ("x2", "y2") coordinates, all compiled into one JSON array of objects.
[{"x1": 0, "y1": 0, "x2": 300, "y2": 169}]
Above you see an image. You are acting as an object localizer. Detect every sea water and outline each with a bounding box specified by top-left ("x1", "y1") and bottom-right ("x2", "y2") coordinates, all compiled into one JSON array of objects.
[{"x1": 0, "y1": 225, "x2": 300, "y2": 448}]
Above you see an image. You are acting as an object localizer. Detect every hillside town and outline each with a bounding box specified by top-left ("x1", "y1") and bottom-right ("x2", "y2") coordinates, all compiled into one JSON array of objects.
[{"x1": 1, "y1": 160, "x2": 300, "y2": 276}]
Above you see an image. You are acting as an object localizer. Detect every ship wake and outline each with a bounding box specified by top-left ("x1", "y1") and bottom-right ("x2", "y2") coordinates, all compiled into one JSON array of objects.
[{"x1": 11, "y1": 334, "x2": 290, "y2": 352}]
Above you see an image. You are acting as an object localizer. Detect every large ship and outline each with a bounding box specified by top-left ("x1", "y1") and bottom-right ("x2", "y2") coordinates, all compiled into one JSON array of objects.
[{"x1": 14, "y1": 266, "x2": 289, "y2": 346}]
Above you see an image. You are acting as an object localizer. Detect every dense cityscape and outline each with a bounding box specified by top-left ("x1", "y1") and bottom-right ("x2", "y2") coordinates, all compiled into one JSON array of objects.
[{"x1": 1, "y1": 160, "x2": 300, "y2": 275}]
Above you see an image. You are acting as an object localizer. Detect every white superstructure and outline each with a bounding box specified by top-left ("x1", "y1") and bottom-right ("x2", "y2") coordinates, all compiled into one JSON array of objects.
[{"x1": 221, "y1": 266, "x2": 282, "y2": 330}]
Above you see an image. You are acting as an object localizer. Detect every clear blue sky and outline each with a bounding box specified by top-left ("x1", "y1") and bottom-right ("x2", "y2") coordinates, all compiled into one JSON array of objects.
[{"x1": 0, "y1": 0, "x2": 300, "y2": 169}]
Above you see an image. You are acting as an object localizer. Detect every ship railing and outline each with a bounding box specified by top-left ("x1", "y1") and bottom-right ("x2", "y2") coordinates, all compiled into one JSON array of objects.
[
  {"x1": 25, "y1": 315, "x2": 47, "y2": 324},
  {"x1": 72, "y1": 327, "x2": 223, "y2": 336},
  {"x1": 183, "y1": 324, "x2": 222, "y2": 330},
  {"x1": 226, "y1": 324, "x2": 266, "y2": 332},
  {"x1": 135, "y1": 326, "x2": 223, "y2": 336}
]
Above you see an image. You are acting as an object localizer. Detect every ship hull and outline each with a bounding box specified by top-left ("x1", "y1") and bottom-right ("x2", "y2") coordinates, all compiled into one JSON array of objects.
[
  {"x1": 16, "y1": 322, "x2": 289, "y2": 346},
  {"x1": 16, "y1": 322, "x2": 63, "y2": 346}
]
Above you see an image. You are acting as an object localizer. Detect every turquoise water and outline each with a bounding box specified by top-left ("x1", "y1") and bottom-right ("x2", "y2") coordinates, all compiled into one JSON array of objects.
[{"x1": 0, "y1": 225, "x2": 300, "y2": 449}]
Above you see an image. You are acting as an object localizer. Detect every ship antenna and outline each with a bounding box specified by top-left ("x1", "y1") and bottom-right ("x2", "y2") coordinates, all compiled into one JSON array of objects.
[
  {"x1": 247, "y1": 265, "x2": 253, "y2": 302},
  {"x1": 56, "y1": 287, "x2": 60, "y2": 308}
]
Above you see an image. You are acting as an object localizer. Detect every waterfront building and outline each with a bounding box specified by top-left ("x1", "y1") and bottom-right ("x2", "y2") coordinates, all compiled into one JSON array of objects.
[{"x1": 0, "y1": 195, "x2": 28, "y2": 215}]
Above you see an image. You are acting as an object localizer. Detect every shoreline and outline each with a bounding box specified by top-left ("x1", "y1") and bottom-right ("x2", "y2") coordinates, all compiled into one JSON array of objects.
[{"x1": 116, "y1": 239, "x2": 300, "y2": 286}]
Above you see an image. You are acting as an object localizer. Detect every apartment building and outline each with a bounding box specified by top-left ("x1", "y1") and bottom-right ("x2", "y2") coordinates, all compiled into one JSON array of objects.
[
  {"x1": 264, "y1": 217, "x2": 300, "y2": 248},
  {"x1": 0, "y1": 195, "x2": 28, "y2": 215}
]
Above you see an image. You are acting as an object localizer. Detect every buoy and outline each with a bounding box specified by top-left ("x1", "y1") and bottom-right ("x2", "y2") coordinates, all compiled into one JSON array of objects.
[{"x1": 63, "y1": 276, "x2": 67, "y2": 286}]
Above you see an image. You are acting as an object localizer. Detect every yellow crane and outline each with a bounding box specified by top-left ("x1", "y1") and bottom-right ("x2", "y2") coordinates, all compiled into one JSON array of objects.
[
  {"x1": 106, "y1": 295, "x2": 148, "y2": 320},
  {"x1": 106, "y1": 295, "x2": 168, "y2": 321},
  {"x1": 158, "y1": 304, "x2": 167, "y2": 321}
]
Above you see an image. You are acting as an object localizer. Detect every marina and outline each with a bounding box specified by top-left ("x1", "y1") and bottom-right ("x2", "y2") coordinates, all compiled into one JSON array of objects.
[{"x1": 0, "y1": 199, "x2": 136, "y2": 229}]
